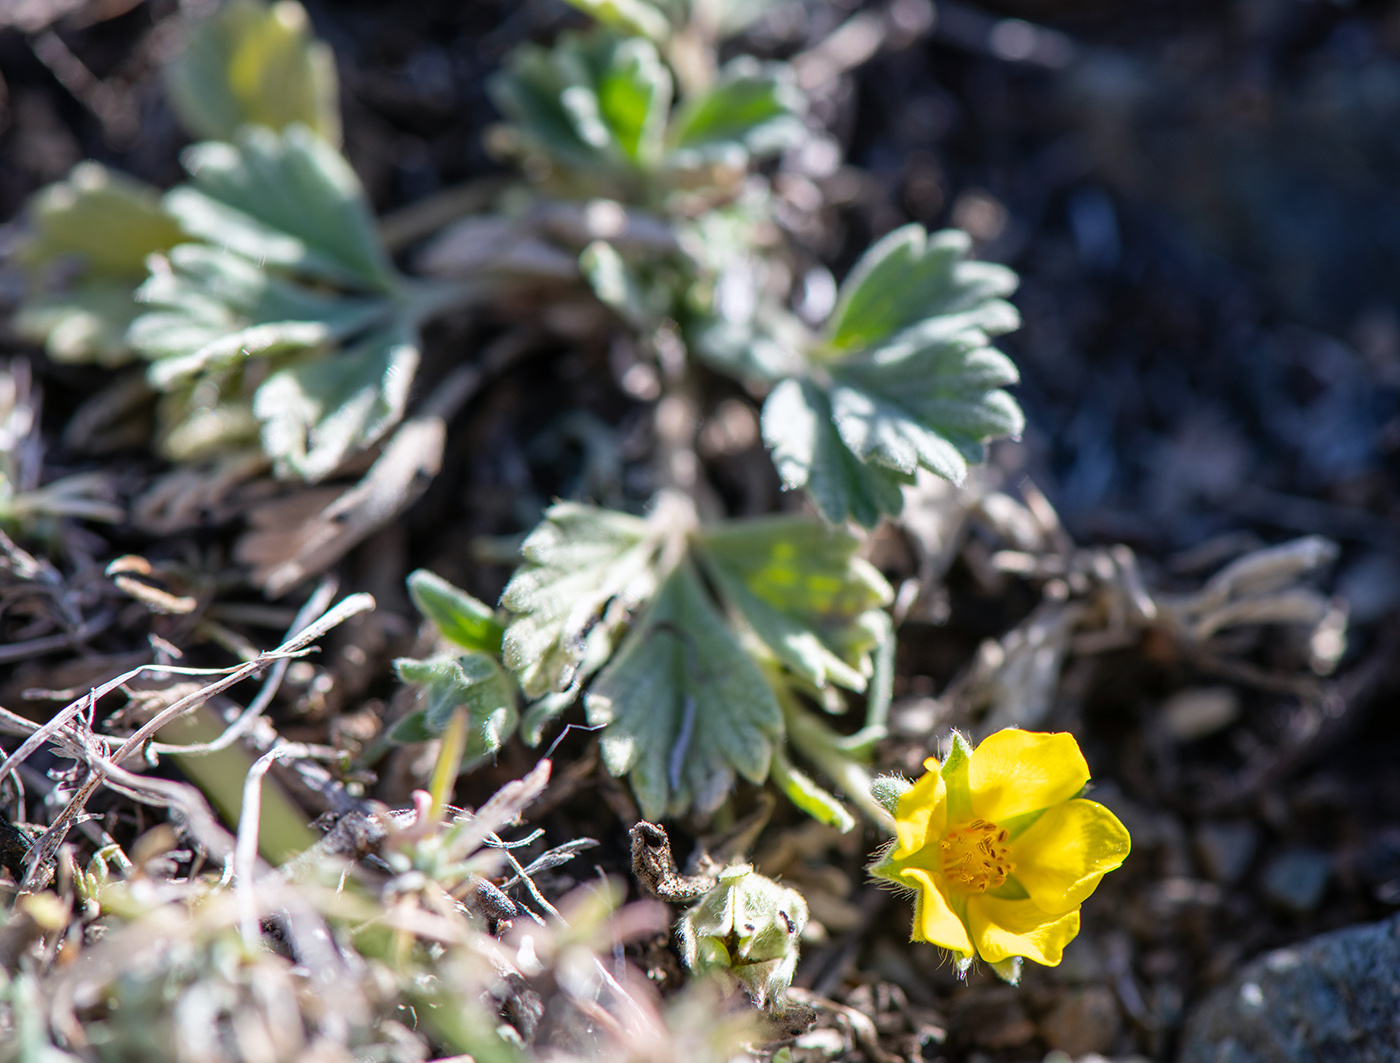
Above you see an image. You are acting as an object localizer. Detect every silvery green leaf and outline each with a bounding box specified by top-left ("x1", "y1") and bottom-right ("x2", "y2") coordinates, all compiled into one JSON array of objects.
[
  {"x1": 759, "y1": 227, "x2": 1024, "y2": 526},
  {"x1": 670, "y1": 59, "x2": 804, "y2": 167},
  {"x1": 392, "y1": 652, "x2": 517, "y2": 762},
  {"x1": 500, "y1": 502, "x2": 665, "y2": 699},
  {"x1": 165, "y1": 124, "x2": 393, "y2": 290},
  {"x1": 254, "y1": 326, "x2": 418, "y2": 481},
  {"x1": 586, "y1": 561, "x2": 783, "y2": 819},
  {"x1": 825, "y1": 225, "x2": 1019, "y2": 353},
  {"x1": 762, "y1": 377, "x2": 910, "y2": 527},
  {"x1": 131, "y1": 244, "x2": 389, "y2": 388},
  {"x1": 14, "y1": 163, "x2": 186, "y2": 366},
  {"x1": 127, "y1": 125, "x2": 436, "y2": 478},
  {"x1": 166, "y1": 0, "x2": 340, "y2": 145},
  {"x1": 699, "y1": 515, "x2": 891, "y2": 690},
  {"x1": 407, "y1": 569, "x2": 505, "y2": 655},
  {"x1": 492, "y1": 29, "x2": 673, "y2": 181}
]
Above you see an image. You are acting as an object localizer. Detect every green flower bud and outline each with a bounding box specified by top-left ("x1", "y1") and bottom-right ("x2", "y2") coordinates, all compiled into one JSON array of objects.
[
  {"x1": 870, "y1": 773, "x2": 913, "y2": 814},
  {"x1": 676, "y1": 863, "x2": 808, "y2": 1010}
]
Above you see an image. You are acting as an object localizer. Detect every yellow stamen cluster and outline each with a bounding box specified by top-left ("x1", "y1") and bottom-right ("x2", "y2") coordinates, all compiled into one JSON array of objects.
[{"x1": 939, "y1": 818, "x2": 1013, "y2": 892}]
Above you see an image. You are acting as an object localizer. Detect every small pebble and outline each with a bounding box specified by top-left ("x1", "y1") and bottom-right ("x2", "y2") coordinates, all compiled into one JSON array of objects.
[
  {"x1": 1261, "y1": 848, "x2": 1332, "y2": 914},
  {"x1": 1194, "y1": 819, "x2": 1260, "y2": 885}
]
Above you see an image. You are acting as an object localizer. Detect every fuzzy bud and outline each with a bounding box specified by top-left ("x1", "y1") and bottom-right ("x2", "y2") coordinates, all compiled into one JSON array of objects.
[
  {"x1": 870, "y1": 773, "x2": 913, "y2": 814},
  {"x1": 676, "y1": 863, "x2": 808, "y2": 1009}
]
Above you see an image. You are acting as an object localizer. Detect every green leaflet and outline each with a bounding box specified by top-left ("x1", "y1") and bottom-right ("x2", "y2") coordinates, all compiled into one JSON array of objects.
[
  {"x1": 165, "y1": 0, "x2": 341, "y2": 145},
  {"x1": 491, "y1": 27, "x2": 801, "y2": 201},
  {"x1": 825, "y1": 226, "x2": 1020, "y2": 354},
  {"x1": 14, "y1": 163, "x2": 187, "y2": 367},
  {"x1": 391, "y1": 652, "x2": 517, "y2": 765},
  {"x1": 254, "y1": 326, "x2": 419, "y2": 482},
  {"x1": 407, "y1": 570, "x2": 506, "y2": 656},
  {"x1": 165, "y1": 125, "x2": 393, "y2": 290},
  {"x1": 492, "y1": 30, "x2": 673, "y2": 184},
  {"x1": 128, "y1": 125, "x2": 438, "y2": 479},
  {"x1": 699, "y1": 515, "x2": 891, "y2": 690},
  {"x1": 500, "y1": 502, "x2": 666, "y2": 699},
  {"x1": 585, "y1": 561, "x2": 783, "y2": 819},
  {"x1": 669, "y1": 59, "x2": 805, "y2": 167},
  {"x1": 757, "y1": 226, "x2": 1025, "y2": 526}
]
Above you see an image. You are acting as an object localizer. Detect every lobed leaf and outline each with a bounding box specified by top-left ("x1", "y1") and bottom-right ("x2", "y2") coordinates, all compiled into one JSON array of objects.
[
  {"x1": 762, "y1": 378, "x2": 909, "y2": 527},
  {"x1": 825, "y1": 225, "x2": 1019, "y2": 353},
  {"x1": 14, "y1": 163, "x2": 186, "y2": 366},
  {"x1": 699, "y1": 515, "x2": 891, "y2": 690},
  {"x1": 585, "y1": 562, "x2": 783, "y2": 819},
  {"x1": 391, "y1": 652, "x2": 517, "y2": 763},
  {"x1": 166, "y1": 125, "x2": 393, "y2": 290},
  {"x1": 492, "y1": 30, "x2": 672, "y2": 181},
  {"x1": 254, "y1": 326, "x2": 418, "y2": 481},
  {"x1": 670, "y1": 59, "x2": 805, "y2": 167},
  {"x1": 500, "y1": 503, "x2": 665, "y2": 699},
  {"x1": 166, "y1": 0, "x2": 341, "y2": 145},
  {"x1": 127, "y1": 125, "x2": 432, "y2": 478},
  {"x1": 759, "y1": 226, "x2": 1025, "y2": 526}
]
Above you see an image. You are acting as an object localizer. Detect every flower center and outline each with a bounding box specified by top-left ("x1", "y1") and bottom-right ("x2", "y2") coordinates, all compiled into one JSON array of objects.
[{"x1": 940, "y1": 818, "x2": 1014, "y2": 892}]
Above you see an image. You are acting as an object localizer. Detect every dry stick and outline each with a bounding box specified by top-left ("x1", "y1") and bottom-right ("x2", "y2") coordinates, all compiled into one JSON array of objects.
[
  {"x1": 149, "y1": 577, "x2": 340, "y2": 756},
  {"x1": 12, "y1": 595, "x2": 374, "y2": 890},
  {"x1": 236, "y1": 743, "x2": 341, "y2": 944}
]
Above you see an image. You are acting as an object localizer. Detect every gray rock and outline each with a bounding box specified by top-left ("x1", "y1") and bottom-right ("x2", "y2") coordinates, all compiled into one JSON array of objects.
[
  {"x1": 1260, "y1": 849, "x2": 1332, "y2": 914},
  {"x1": 1179, "y1": 915, "x2": 1400, "y2": 1063},
  {"x1": 1195, "y1": 820, "x2": 1259, "y2": 886}
]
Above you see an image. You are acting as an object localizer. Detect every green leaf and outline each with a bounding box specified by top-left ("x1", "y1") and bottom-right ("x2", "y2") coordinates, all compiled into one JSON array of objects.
[
  {"x1": 585, "y1": 562, "x2": 783, "y2": 819},
  {"x1": 407, "y1": 570, "x2": 505, "y2": 655},
  {"x1": 500, "y1": 502, "x2": 666, "y2": 699},
  {"x1": 14, "y1": 163, "x2": 186, "y2": 366},
  {"x1": 561, "y1": 0, "x2": 673, "y2": 42},
  {"x1": 254, "y1": 325, "x2": 418, "y2": 481},
  {"x1": 492, "y1": 29, "x2": 672, "y2": 180},
  {"x1": 670, "y1": 59, "x2": 804, "y2": 166},
  {"x1": 770, "y1": 747, "x2": 855, "y2": 833},
  {"x1": 127, "y1": 125, "x2": 434, "y2": 478},
  {"x1": 166, "y1": 0, "x2": 340, "y2": 145},
  {"x1": 762, "y1": 378, "x2": 909, "y2": 527},
  {"x1": 391, "y1": 652, "x2": 517, "y2": 762},
  {"x1": 131, "y1": 244, "x2": 389, "y2": 387},
  {"x1": 699, "y1": 515, "x2": 891, "y2": 691},
  {"x1": 165, "y1": 125, "x2": 393, "y2": 290},
  {"x1": 758, "y1": 227, "x2": 1024, "y2": 526},
  {"x1": 825, "y1": 226, "x2": 1019, "y2": 353}
]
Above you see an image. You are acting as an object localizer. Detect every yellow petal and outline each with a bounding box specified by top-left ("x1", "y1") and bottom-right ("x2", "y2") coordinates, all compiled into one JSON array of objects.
[
  {"x1": 899, "y1": 867, "x2": 972, "y2": 955},
  {"x1": 966, "y1": 894, "x2": 1079, "y2": 966},
  {"x1": 968, "y1": 729, "x2": 1090, "y2": 823},
  {"x1": 891, "y1": 758, "x2": 946, "y2": 861},
  {"x1": 1010, "y1": 799, "x2": 1131, "y2": 914}
]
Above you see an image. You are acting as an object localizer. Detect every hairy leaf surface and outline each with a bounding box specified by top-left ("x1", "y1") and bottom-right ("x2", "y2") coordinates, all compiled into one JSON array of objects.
[
  {"x1": 500, "y1": 503, "x2": 666, "y2": 699},
  {"x1": 585, "y1": 562, "x2": 783, "y2": 819},
  {"x1": 699, "y1": 516, "x2": 891, "y2": 690},
  {"x1": 760, "y1": 226, "x2": 1024, "y2": 525}
]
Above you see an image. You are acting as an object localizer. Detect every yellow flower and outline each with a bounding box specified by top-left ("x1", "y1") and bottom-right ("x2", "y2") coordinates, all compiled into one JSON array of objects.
[{"x1": 871, "y1": 729, "x2": 1129, "y2": 970}]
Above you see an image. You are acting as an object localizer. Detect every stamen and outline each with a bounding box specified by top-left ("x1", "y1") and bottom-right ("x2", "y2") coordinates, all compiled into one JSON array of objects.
[{"x1": 939, "y1": 818, "x2": 1016, "y2": 892}]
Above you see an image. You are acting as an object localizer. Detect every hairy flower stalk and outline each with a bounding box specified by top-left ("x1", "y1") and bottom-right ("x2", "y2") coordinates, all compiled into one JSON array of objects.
[{"x1": 869, "y1": 729, "x2": 1130, "y2": 976}]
